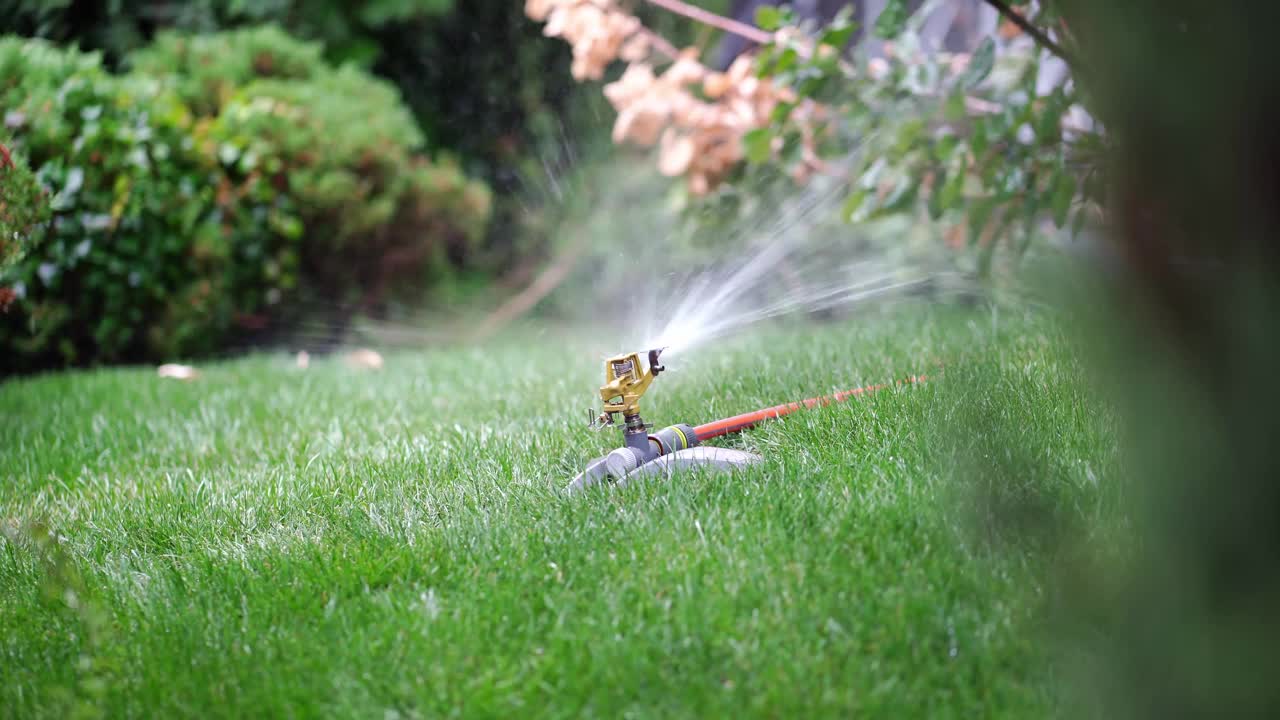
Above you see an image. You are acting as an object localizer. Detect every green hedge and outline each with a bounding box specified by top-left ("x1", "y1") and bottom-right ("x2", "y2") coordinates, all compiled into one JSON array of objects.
[{"x1": 0, "y1": 29, "x2": 490, "y2": 372}]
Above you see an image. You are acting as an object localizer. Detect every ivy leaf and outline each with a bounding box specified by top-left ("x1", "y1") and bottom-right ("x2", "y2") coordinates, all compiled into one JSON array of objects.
[
  {"x1": 742, "y1": 128, "x2": 772, "y2": 164},
  {"x1": 755, "y1": 6, "x2": 783, "y2": 31},
  {"x1": 874, "y1": 0, "x2": 909, "y2": 39},
  {"x1": 958, "y1": 37, "x2": 995, "y2": 90}
]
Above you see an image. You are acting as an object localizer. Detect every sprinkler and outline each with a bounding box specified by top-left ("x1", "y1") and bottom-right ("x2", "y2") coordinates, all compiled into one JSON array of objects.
[{"x1": 568, "y1": 348, "x2": 925, "y2": 493}]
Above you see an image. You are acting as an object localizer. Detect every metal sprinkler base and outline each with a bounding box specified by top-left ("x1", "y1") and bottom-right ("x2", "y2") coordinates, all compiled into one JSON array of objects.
[{"x1": 566, "y1": 446, "x2": 762, "y2": 494}]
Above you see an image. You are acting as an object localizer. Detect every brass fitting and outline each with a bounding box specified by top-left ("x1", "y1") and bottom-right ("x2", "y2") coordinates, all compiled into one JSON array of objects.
[{"x1": 596, "y1": 348, "x2": 664, "y2": 427}]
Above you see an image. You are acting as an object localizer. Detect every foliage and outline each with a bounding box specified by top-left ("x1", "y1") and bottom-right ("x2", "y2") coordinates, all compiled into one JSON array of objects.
[
  {"x1": 4, "y1": 1, "x2": 584, "y2": 270},
  {"x1": 368, "y1": 1, "x2": 585, "y2": 267},
  {"x1": 128, "y1": 25, "x2": 326, "y2": 116},
  {"x1": 204, "y1": 62, "x2": 492, "y2": 308},
  {"x1": 0, "y1": 31, "x2": 490, "y2": 372},
  {"x1": 0, "y1": 139, "x2": 48, "y2": 280},
  {"x1": 526, "y1": 0, "x2": 1104, "y2": 275},
  {"x1": 750, "y1": 1, "x2": 1103, "y2": 275},
  {"x1": 0, "y1": 0, "x2": 455, "y2": 67},
  {"x1": 0, "y1": 37, "x2": 262, "y2": 368}
]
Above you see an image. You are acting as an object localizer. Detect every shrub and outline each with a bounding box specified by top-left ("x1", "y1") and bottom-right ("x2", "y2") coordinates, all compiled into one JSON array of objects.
[
  {"x1": 1, "y1": 29, "x2": 490, "y2": 372},
  {"x1": 206, "y1": 65, "x2": 490, "y2": 307},
  {"x1": 128, "y1": 25, "x2": 325, "y2": 116},
  {"x1": 0, "y1": 38, "x2": 275, "y2": 370},
  {"x1": 137, "y1": 26, "x2": 490, "y2": 309},
  {"x1": 0, "y1": 138, "x2": 48, "y2": 282}
]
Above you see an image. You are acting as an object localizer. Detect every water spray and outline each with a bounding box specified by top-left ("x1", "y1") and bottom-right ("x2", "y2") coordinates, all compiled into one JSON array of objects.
[{"x1": 568, "y1": 347, "x2": 925, "y2": 493}]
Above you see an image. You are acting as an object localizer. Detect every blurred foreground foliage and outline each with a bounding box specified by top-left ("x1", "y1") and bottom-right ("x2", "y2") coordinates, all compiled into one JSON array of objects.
[
  {"x1": 526, "y1": 0, "x2": 1100, "y2": 280},
  {"x1": 746, "y1": 1, "x2": 1101, "y2": 275},
  {"x1": 0, "y1": 29, "x2": 489, "y2": 372}
]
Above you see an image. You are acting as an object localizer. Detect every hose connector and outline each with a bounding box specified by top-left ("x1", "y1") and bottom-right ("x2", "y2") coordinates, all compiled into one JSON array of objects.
[{"x1": 649, "y1": 423, "x2": 699, "y2": 457}]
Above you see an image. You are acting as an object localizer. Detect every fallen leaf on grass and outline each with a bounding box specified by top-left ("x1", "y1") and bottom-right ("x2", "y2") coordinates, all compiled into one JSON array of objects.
[
  {"x1": 157, "y1": 364, "x2": 199, "y2": 381},
  {"x1": 345, "y1": 349, "x2": 384, "y2": 370}
]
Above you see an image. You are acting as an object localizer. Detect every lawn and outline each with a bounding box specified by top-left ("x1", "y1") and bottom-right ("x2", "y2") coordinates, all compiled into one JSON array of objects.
[{"x1": 0, "y1": 304, "x2": 1117, "y2": 718}]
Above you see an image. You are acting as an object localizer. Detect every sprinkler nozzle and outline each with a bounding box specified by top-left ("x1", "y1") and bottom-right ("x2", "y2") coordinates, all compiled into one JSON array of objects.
[{"x1": 597, "y1": 348, "x2": 665, "y2": 428}]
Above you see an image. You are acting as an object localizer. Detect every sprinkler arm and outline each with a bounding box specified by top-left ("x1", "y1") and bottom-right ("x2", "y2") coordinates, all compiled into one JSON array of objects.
[{"x1": 596, "y1": 348, "x2": 665, "y2": 425}]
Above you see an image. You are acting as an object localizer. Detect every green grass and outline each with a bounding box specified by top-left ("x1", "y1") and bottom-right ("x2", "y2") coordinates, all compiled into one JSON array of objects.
[{"x1": 0, "y1": 305, "x2": 1118, "y2": 718}]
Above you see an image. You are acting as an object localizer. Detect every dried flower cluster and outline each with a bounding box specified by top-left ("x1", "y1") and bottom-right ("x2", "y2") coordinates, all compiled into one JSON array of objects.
[
  {"x1": 526, "y1": 0, "x2": 821, "y2": 195},
  {"x1": 526, "y1": 0, "x2": 642, "y2": 80}
]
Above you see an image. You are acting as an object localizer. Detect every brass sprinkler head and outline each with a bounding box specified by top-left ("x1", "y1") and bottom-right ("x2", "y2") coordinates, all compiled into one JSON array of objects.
[{"x1": 595, "y1": 348, "x2": 665, "y2": 428}]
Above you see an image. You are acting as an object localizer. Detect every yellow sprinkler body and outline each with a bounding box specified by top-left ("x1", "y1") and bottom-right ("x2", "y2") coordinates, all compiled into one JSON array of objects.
[{"x1": 596, "y1": 348, "x2": 664, "y2": 428}]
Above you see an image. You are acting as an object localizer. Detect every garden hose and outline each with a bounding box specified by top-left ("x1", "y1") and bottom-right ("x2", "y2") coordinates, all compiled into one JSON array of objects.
[{"x1": 692, "y1": 375, "x2": 928, "y2": 441}]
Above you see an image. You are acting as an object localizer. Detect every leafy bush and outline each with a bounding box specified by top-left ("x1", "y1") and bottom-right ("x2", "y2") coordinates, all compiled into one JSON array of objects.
[
  {"x1": 128, "y1": 25, "x2": 326, "y2": 116},
  {"x1": 138, "y1": 26, "x2": 490, "y2": 305},
  {"x1": 0, "y1": 138, "x2": 47, "y2": 280},
  {"x1": 0, "y1": 38, "x2": 282, "y2": 369},
  {"x1": 1, "y1": 29, "x2": 490, "y2": 372},
  {"x1": 203, "y1": 61, "x2": 491, "y2": 308},
  {"x1": 1, "y1": 0, "x2": 456, "y2": 67},
  {"x1": 8, "y1": 1, "x2": 580, "y2": 271}
]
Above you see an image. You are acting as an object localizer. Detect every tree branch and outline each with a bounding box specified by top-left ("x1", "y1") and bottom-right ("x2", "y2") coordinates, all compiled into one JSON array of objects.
[
  {"x1": 643, "y1": 0, "x2": 774, "y2": 47},
  {"x1": 982, "y1": 0, "x2": 1078, "y2": 69},
  {"x1": 635, "y1": 25, "x2": 680, "y2": 61}
]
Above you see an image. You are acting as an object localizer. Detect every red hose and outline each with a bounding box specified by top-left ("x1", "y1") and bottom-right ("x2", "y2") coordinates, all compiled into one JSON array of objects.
[{"x1": 692, "y1": 375, "x2": 927, "y2": 441}]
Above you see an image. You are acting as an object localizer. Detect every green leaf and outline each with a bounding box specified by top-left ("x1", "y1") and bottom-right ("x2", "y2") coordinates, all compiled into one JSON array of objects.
[
  {"x1": 770, "y1": 101, "x2": 795, "y2": 125},
  {"x1": 755, "y1": 6, "x2": 783, "y2": 31},
  {"x1": 971, "y1": 117, "x2": 989, "y2": 158},
  {"x1": 1035, "y1": 91, "x2": 1068, "y2": 142},
  {"x1": 874, "y1": 0, "x2": 909, "y2": 39},
  {"x1": 945, "y1": 91, "x2": 967, "y2": 123},
  {"x1": 1051, "y1": 172, "x2": 1076, "y2": 228},
  {"x1": 892, "y1": 119, "x2": 926, "y2": 156},
  {"x1": 773, "y1": 47, "x2": 799, "y2": 75},
  {"x1": 934, "y1": 134, "x2": 959, "y2": 165},
  {"x1": 821, "y1": 24, "x2": 856, "y2": 51},
  {"x1": 841, "y1": 189, "x2": 868, "y2": 223},
  {"x1": 755, "y1": 46, "x2": 777, "y2": 77},
  {"x1": 742, "y1": 128, "x2": 773, "y2": 164},
  {"x1": 939, "y1": 155, "x2": 966, "y2": 211},
  {"x1": 1071, "y1": 204, "x2": 1088, "y2": 238},
  {"x1": 928, "y1": 168, "x2": 948, "y2": 220},
  {"x1": 968, "y1": 196, "x2": 998, "y2": 247},
  {"x1": 958, "y1": 37, "x2": 995, "y2": 90}
]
